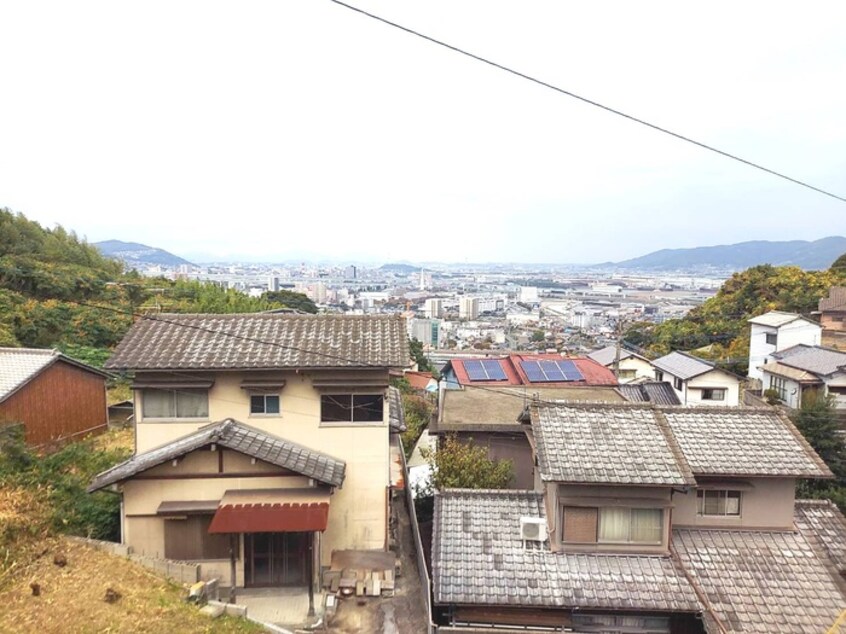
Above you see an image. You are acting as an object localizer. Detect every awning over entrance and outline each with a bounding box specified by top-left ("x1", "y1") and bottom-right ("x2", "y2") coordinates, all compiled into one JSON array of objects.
[{"x1": 208, "y1": 488, "x2": 330, "y2": 534}]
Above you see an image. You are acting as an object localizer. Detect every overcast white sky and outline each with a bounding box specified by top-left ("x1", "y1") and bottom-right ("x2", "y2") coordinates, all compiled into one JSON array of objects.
[{"x1": 1, "y1": 1, "x2": 844, "y2": 264}]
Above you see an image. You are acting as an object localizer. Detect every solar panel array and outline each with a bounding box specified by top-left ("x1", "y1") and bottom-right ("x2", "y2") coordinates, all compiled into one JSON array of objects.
[
  {"x1": 520, "y1": 359, "x2": 584, "y2": 383},
  {"x1": 463, "y1": 359, "x2": 508, "y2": 381}
]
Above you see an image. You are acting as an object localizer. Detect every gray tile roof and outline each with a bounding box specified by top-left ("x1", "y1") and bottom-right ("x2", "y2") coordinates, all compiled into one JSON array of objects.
[
  {"x1": 795, "y1": 499, "x2": 846, "y2": 575},
  {"x1": 662, "y1": 407, "x2": 832, "y2": 478},
  {"x1": 387, "y1": 386, "x2": 406, "y2": 432},
  {"x1": 432, "y1": 489, "x2": 701, "y2": 612},
  {"x1": 820, "y1": 287, "x2": 846, "y2": 312},
  {"x1": 587, "y1": 345, "x2": 634, "y2": 367},
  {"x1": 617, "y1": 382, "x2": 682, "y2": 406},
  {"x1": 104, "y1": 313, "x2": 410, "y2": 371},
  {"x1": 673, "y1": 528, "x2": 846, "y2": 633},
  {"x1": 0, "y1": 347, "x2": 110, "y2": 403},
  {"x1": 747, "y1": 310, "x2": 812, "y2": 328},
  {"x1": 88, "y1": 419, "x2": 346, "y2": 491},
  {"x1": 531, "y1": 403, "x2": 695, "y2": 486},
  {"x1": 652, "y1": 351, "x2": 718, "y2": 380},
  {"x1": 771, "y1": 344, "x2": 846, "y2": 377}
]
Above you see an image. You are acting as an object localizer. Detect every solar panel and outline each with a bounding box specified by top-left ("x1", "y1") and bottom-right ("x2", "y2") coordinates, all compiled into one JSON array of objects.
[
  {"x1": 480, "y1": 359, "x2": 507, "y2": 381},
  {"x1": 464, "y1": 359, "x2": 508, "y2": 381},
  {"x1": 558, "y1": 359, "x2": 584, "y2": 382},
  {"x1": 521, "y1": 359, "x2": 585, "y2": 382},
  {"x1": 539, "y1": 360, "x2": 565, "y2": 381},
  {"x1": 520, "y1": 360, "x2": 546, "y2": 382}
]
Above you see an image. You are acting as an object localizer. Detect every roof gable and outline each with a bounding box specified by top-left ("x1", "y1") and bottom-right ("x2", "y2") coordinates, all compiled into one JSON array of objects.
[
  {"x1": 748, "y1": 310, "x2": 818, "y2": 328},
  {"x1": 0, "y1": 347, "x2": 111, "y2": 403},
  {"x1": 652, "y1": 351, "x2": 734, "y2": 381},
  {"x1": 88, "y1": 419, "x2": 346, "y2": 490},
  {"x1": 771, "y1": 344, "x2": 846, "y2": 377},
  {"x1": 104, "y1": 313, "x2": 410, "y2": 371}
]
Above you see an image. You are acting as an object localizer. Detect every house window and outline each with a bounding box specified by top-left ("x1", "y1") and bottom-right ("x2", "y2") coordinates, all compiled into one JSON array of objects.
[
  {"x1": 765, "y1": 333, "x2": 778, "y2": 346},
  {"x1": 673, "y1": 377, "x2": 683, "y2": 391},
  {"x1": 618, "y1": 369, "x2": 637, "y2": 379},
  {"x1": 164, "y1": 515, "x2": 230, "y2": 560},
  {"x1": 250, "y1": 394, "x2": 280, "y2": 415},
  {"x1": 701, "y1": 388, "x2": 726, "y2": 401},
  {"x1": 654, "y1": 371, "x2": 664, "y2": 381},
  {"x1": 769, "y1": 375, "x2": 787, "y2": 401},
  {"x1": 142, "y1": 389, "x2": 208, "y2": 419},
  {"x1": 320, "y1": 394, "x2": 383, "y2": 423},
  {"x1": 562, "y1": 506, "x2": 662, "y2": 545},
  {"x1": 697, "y1": 490, "x2": 741, "y2": 516}
]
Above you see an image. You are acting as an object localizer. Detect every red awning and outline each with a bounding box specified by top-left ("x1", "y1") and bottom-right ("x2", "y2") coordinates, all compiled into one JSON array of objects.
[{"x1": 208, "y1": 488, "x2": 330, "y2": 534}]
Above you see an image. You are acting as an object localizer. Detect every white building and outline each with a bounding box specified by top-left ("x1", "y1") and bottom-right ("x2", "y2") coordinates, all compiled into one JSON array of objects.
[
  {"x1": 652, "y1": 351, "x2": 740, "y2": 406},
  {"x1": 459, "y1": 297, "x2": 480, "y2": 320},
  {"x1": 408, "y1": 318, "x2": 442, "y2": 348},
  {"x1": 747, "y1": 311, "x2": 821, "y2": 382},
  {"x1": 518, "y1": 286, "x2": 539, "y2": 304},
  {"x1": 760, "y1": 344, "x2": 846, "y2": 410},
  {"x1": 424, "y1": 298, "x2": 444, "y2": 319},
  {"x1": 588, "y1": 345, "x2": 655, "y2": 383}
]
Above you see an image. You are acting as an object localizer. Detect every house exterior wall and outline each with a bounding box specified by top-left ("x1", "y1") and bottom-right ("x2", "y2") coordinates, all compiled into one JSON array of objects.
[
  {"x1": 454, "y1": 431, "x2": 534, "y2": 489},
  {"x1": 684, "y1": 370, "x2": 740, "y2": 407},
  {"x1": 0, "y1": 360, "x2": 107, "y2": 446},
  {"x1": 671, "y1": 478, "x2": 795, "y2": 530},
  {"x1": 616, "y1": 357, "x2": 655, "y2": 384},
  {"x1": 761, "y1": 370, "x2": 803, "y2": 409},
  {"x1": 748, "y1": 320, "x2": 821, "y2": 381},
  {"x1": 821, "y1": 311, "x2": 846, "y2": 333},
  {"x1": 826, "y1": 373, "x2": 846, "y2": 410},
  {"x1": 130, "y1": 369, "x2": 390, "y2": 566}
]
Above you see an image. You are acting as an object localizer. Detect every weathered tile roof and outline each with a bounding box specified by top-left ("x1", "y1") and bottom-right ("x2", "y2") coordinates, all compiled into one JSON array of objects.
[
  {"x1": 662, "y1": 407, "x2": 832, "y2": 478},
  {"x1": 531, "y1": 403, "x2": 694, "y2": 486},
  {"x1": 432, "y1": 490, "x2": 701, "y2": 612},
  {"x1": 748, "y1": 310, "x2": 815, "y2": 328},
  {"x1": 587, "y1": 345, "x2": 635, "y2": 367},
  {"x1": 673, "y1": 528, "x2": 846, "y2": 633},
  {"x1": 0, "y1": 347, "x2": 110, "y2": 403},
  {"x1": 88, "y1": 419, "x2": 346, "y2": 491},
  {"x1": 759, "y1": 360, "x2": 822, "y2": 383},
  {"x1": 617, "y1": 382, "x2": 682, "y2": 406},
  {"x1": 387, "y1": 386, "x2": 406, "y2": 432},
  {"x1": 652, "y1": 351, "x2": 718, "y2": 380},
  {"x1": 795, "y1": 499, "x2": 846, "y2": 575},
  {"x1": 820, "y1": 287, "x2": 846, "y2": 312},
  {"x1": 104, "y1": 313, "x2": 409, "y2": 371},
  {"x1": 771, "y1": 344, "x2": 846, "y2": 377}
]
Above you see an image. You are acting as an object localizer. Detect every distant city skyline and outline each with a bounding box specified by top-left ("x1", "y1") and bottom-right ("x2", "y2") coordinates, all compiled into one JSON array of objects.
[{"x1": 2, "y1": 2, "x2": 845, "y2": 263}]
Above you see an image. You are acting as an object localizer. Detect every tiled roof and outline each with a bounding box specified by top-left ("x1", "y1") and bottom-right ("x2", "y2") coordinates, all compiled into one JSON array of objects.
[
  {"x1": 673, "y1": 528, "x2": 846, "y2": 633},
  {"x1": 387, "y1": 386, "x2": 406, "y2": 432},
  {"x1": 447, "y1": 354, "x2": 618, "y2": 387},
  {"x1": 88, "y1": 419, "x2": 346, "y2": 491},
  {"x1": 820, "y1": 287, "x2": 846, "y2": 312},
  {"x1": 0, "y1": 347, "x2": 110, "y2": 403},
  {"x1": 748, "y1": 310, "x2": 814, "y2": 328},
  {"x1": 617, "y1": 382, "x2": 681, "y2": 406},
  {"x1": 652, "y1": 351, "x2": 718, "y2": 380},
  {"x1": 758, "y1": 360, "x2": 822, "y2": 383},
  {"x1": 531, "y1": 403, "x2": 694, "y2": 486},
  {"x1": 795, "y1": 499, "x2": 846, "y2": 575},
  {"x1": 104, "y1": 313, "x2": 409, "y2": 371},
  {"x1": 662, "y1": 408, "x2": 831, "y2": 478},
  {"x1": 771, "y1": 344, "x2": 846, "y2": 377},
  {"x1": 432, "y1": 490, "x2": 701, "y2": 612}
]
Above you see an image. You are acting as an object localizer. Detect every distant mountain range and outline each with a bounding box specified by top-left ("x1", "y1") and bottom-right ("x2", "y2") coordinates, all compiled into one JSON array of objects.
[
  {"x1": 609, "y1": 236, "x2": 846, "y2": 271},
  {"x1": 94, "y1": 240, "x2": 193, "y2": 267}
]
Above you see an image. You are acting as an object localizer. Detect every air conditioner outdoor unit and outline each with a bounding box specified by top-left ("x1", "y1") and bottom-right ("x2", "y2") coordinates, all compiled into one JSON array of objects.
[{"x1": 520, "y1": 516, "x2": 547, "y2": 543}]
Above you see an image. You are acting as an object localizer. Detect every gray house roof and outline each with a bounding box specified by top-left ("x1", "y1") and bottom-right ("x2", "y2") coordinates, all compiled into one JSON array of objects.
[
  {"x1": 531, "y1": 403, "x2": 695, "y2": 487},
  {"x1": 662, "y1": 407, "x2": 832, "y2": 478},
  {"x1": 104, "y1": 313, "x2": 410, "y2": 371},
  {"x1": 0, "y1": 347, "x2": 111, "y2": 403},
  {"x1": 617, "y1": 382, "x2": 682, "y2": 406},
  {"x1": 770, "y1": 344, "x2": 846, "y2": 377},
  {"x1": 651, "y1": 351, "x2": 723, "y2": 380},
  {"x1": 88, "y1": 419, "x2": 346, "y2": 491},
  {"x1": 387, "y1": 386, "x2": 406, "y2": 432},
  {"x1": 795, "y1": 499, "x2": 846, "y2": 576},
  {"x1": 432, "y1": 489, "x2": 701, "y2": 612},
  {"x1": 587, "y1": 345, "x2": 645, "y2": 367},
  {"x1": 748, "y1": 310, "x2": 818, "y2": 328},
  {"x1": 673, "y1": 528, "x2": 846, "y2": 633}
]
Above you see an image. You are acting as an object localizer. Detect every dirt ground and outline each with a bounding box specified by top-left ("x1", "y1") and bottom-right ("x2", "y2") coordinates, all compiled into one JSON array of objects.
[
  {"x1": 326, "y1": 493, "x2": 428, "y2": 634},
  {"x1": 0, "y1": 537, "x2": 264, "y2": 634}
]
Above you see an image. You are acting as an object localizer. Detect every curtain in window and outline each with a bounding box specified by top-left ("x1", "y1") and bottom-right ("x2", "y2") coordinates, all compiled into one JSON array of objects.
[
  {"x1": 177, "y1": 390, "x2": 209, "y2": 417},
  {"x1": 630, "y1": 509, "x2": 662, "y2": 543},
  {"x1": 143, "y1": 390, "x2": 175, "y2": 417},
  {"x1": 598, "y1": 508, "x2": 629, "y2": 542}
]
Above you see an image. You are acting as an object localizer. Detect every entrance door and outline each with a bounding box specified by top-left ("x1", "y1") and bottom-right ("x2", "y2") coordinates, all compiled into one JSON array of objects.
[{"x1": 245, "y1": 533, "x2": 308, "y2": 587}]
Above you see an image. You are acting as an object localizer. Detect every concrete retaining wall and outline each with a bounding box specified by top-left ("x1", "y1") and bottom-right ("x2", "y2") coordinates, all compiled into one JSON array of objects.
[{"x1": 68, "y1": 536, "x2": 201, "y2": 584}]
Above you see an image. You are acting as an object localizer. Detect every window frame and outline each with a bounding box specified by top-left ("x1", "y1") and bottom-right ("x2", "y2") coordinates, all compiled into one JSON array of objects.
[
  {"x1": 673, "y1": 376, "x2": 684, "y2": 391},
  {"x1": 141, "y1": 388, "x2": 209, "y2": 421},
  {"x1": 561, "y1": 505, "x2": 663, "y2": 546},
  {"x1": 701, "y1": 388, "x2": 726, "y2": 401},
  {"x1": 769, "y1": 375, "x2": 787, "y2": 401},
  {"x1": 697, "y1": 489, "x2": 741, "y2": 517},
  {"x1": 320, "y1": 393, "x2": 385, "y2": 425},
  {"x1": 249, "y1": 393, "x2": 281, "y2": 416},
  {"x1": 765, "y1": 332, "x2": 778, "y2": 346}
]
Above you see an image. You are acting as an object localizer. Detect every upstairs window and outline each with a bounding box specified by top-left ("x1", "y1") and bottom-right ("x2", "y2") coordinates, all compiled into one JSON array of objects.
[
  {"x1": 673, "y1": 377, "x2": 684, "y2": 391},
  {"x1": 250, "y1": 394, "x2": 280, "y2": 415},
  {"x1": 697, "y1": 490, "x2": 741, "y2": 516},
  {"x1": 701, "y1": 388, "x2": 726, "y2": 401},
  {"x1": 654, "y1": 370, "x2": 664, "y2": 381},
  {"x1": 321, "y1": 394, "x2": 383, "y2": 423},
  {"x1": 765, "y1": 333, "x2": 778, "y2": 346},
  {"x1": 562, "y1": 506, "x2": 663, "y2": 545},
  {"x1": 143, "y1": 389, "x2": 208, "y2": 419}
]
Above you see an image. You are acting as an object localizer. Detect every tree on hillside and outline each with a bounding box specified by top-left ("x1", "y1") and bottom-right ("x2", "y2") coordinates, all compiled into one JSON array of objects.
[{"x1": 793, "y1": 393, "x2": 846, "y2": 510}]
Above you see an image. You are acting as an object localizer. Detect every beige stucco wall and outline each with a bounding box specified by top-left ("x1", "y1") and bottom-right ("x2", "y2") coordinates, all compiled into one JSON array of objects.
[
  {"x1": 618, "y1": 357, "x2": 655, "y2": 383},
  {"x1": 128, "y1": 370, "x2": 390, "y2": 567},
  {"x1": 671, "y1": 477, "x2": 796, "y2": 530},
  {"x1": 682, "y1": 370, "x2": 740, "y2": 406}
]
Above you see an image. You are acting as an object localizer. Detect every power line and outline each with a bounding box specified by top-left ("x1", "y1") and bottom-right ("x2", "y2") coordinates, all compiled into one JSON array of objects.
[{"x1": 328, "y1": 0, "x2": 846, "y2": 205}]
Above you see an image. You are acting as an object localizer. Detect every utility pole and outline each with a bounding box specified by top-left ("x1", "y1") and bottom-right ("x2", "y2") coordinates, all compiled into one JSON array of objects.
[{"x1": 613, "y1": 316, "x2": 624, "y2": 379}]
